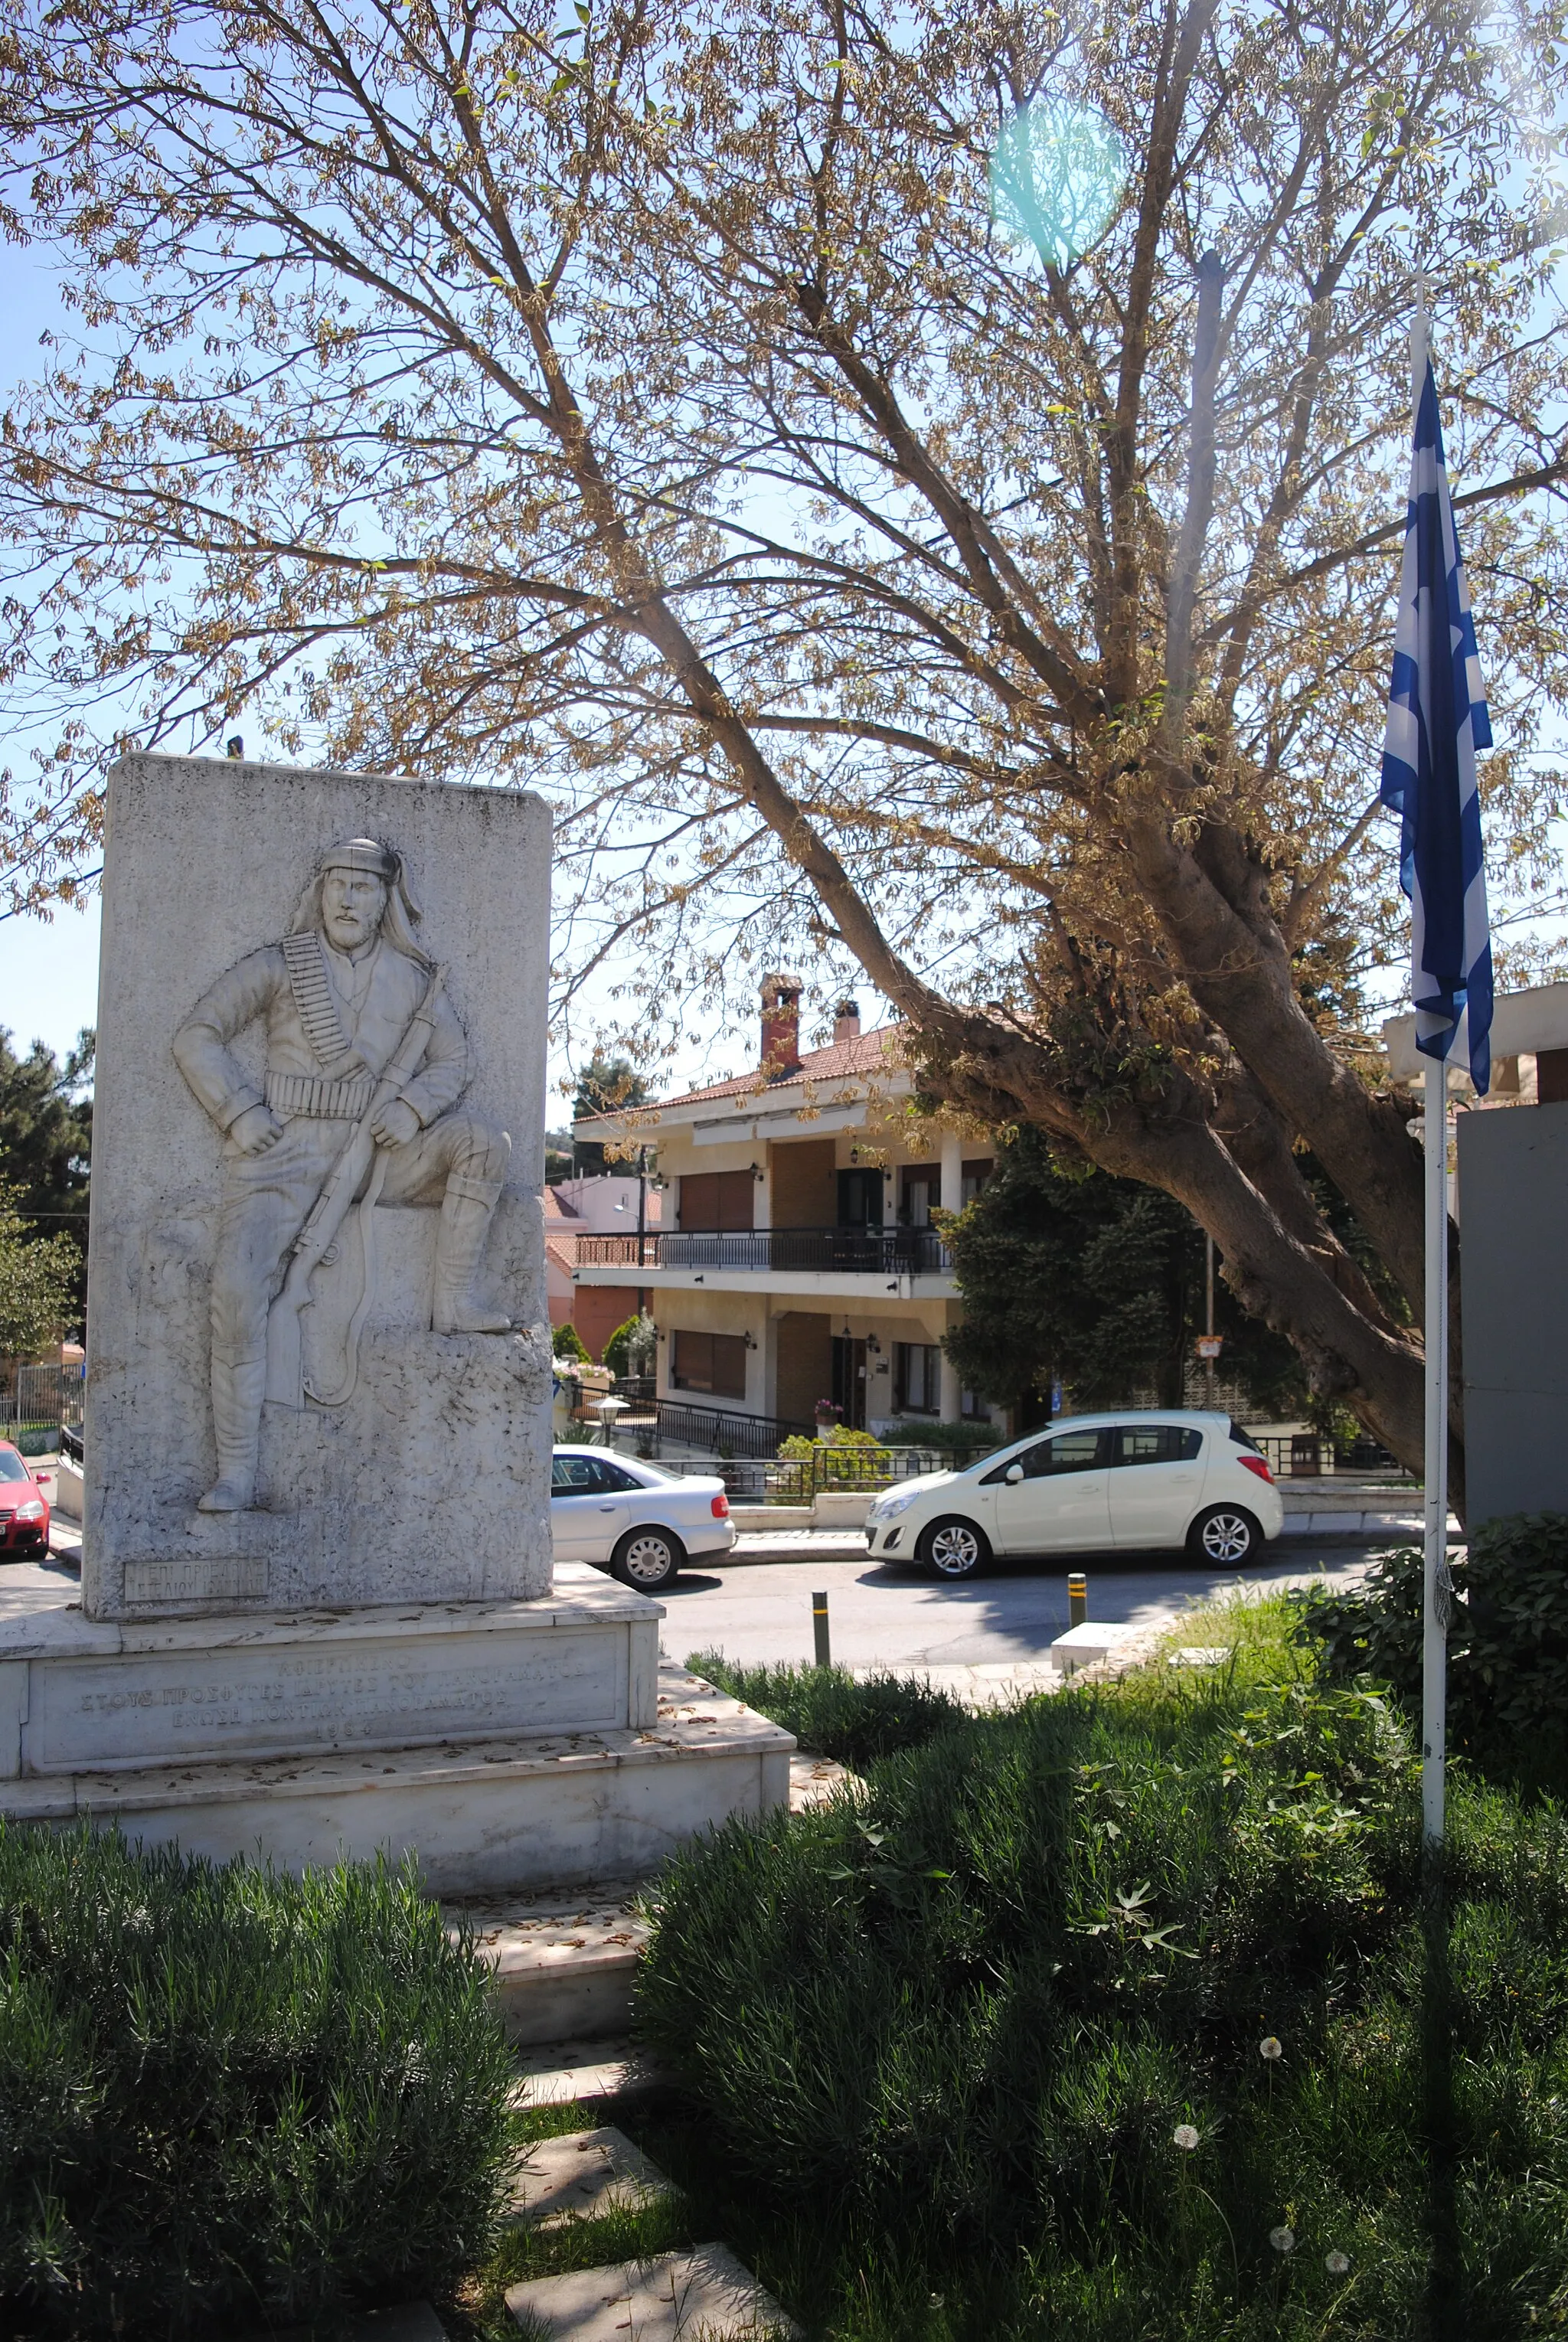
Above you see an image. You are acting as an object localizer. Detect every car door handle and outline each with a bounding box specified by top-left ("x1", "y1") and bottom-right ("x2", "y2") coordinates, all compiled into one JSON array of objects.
[{"x1": 598, "y1": 1501, "x2": 619, "y2": 1511}]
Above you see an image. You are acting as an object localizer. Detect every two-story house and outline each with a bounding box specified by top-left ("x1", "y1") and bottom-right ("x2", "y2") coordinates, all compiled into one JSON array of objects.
[{"x1": 571, "y1": 977, "x2": 999, "y2": 1451}]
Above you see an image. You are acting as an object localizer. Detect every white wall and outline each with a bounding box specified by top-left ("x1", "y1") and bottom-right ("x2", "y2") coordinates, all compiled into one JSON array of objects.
[{"x1": 553, "y1": 1174, "x2": 662, "y2": 1233}]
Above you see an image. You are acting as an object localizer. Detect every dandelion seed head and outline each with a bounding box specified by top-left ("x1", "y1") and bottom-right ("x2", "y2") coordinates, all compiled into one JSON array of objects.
[
  {"x1": 1259, "y1": 2035, "x2": 1284, "y2": 2061},
  {"x1": 1325, "y1": 2249, "x2": 1351, "y2": 2275},
  {"x1": 1172, "y1": 2123, "x2": 1200, "y2": 2150},
  {"x1": 1269, "y1": 2225, "x2": 1296, "y2": 2254}
]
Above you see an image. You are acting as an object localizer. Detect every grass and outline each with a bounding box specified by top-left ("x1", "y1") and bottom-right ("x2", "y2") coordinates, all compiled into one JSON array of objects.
[
  {"x1": 448, "y1": 2099, "x2": 697, "y2": 2342},
  {"x1": 686, "y1": 1653, "x2": 967, "y2": 1770},
  {"x1": 627, "y1": 1593, "x2": 1568, "y2": 2339}
]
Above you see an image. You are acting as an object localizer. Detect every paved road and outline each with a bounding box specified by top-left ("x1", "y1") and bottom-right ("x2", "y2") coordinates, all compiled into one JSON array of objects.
[{"x1": 656, "y1": 1541, "x2": 1372, "y2": 1674}]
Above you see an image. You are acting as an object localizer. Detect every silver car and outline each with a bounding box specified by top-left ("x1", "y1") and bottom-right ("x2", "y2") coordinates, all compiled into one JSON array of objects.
[
  {"x1": 549, "y1": 1446, "x2": 736, "y2": 1590},
  {"x1": 864, "y1": 1412, "x2": 1285, "y2": 1579}
]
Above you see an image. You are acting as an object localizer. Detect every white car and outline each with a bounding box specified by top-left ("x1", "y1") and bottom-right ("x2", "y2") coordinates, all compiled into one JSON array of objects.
[
  {"x1": 550, "y1": 1445, "x2": 736, "y2": 1590},
  {"x1": 864, "y1": 1412, "x2": 1284, "y2": 1580}
]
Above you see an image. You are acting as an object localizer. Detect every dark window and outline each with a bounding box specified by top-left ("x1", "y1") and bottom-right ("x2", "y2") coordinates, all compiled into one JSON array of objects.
[
  {"x1": 1229, "y1": 1419, "x2": 1263, "y2": 1455},
  {"x1": 961, "y1": 1387, "x2": 989, "y2": 1421},
  {"x1": 595, "y1": 1459, "x2": 644, "y2": 1491},
  {"x1": 670, "y1": 1328, "x2": 748, "y2": 1397},
  {"x1": 677, "y1": 1170, "x2": 755, "y2": 1231},
  {"x1": 0, "y1": 1452, "x2": 31, "y2": 1483},
  {"x1": 894, "y1": 1341, "x2": 942, "y2": 1413},
  {"x1": 552, "y1": 1454, "x2": 615, "y2": 1494},
  {"x1": 900, "y1": 1170, "x2": 939, "y2": 1228},
  {"x1": 837, "y1": 1167, "x2": 883, "y2": 1227},
  {"x1": 960, "y1": 1158, "x2": 993, "y2": 1207},
  {"x1": 982, "y1": 1428, "x2": 1109, "y2": 1484},
  {"x1": 1113, "y1": 1424, "x2": 1204, "y2": 1468}
]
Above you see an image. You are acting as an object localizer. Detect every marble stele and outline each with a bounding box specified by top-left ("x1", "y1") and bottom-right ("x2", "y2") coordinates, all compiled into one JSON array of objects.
[
  {"x1": 84, "y1": 755, "x2": 554, "y2": 1620},
  {"x1": 5, "y1": 754, "x2": 795, "y2": 1893}
]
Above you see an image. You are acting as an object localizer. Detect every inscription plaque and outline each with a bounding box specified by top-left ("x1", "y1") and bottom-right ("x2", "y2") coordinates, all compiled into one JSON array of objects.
[
  {"x1": 123, "y1": 1556, "x2": 269, "y2": 1606},
  {"x1": 30, "y1": 1625, "x2": 629, "y2": 1774}
]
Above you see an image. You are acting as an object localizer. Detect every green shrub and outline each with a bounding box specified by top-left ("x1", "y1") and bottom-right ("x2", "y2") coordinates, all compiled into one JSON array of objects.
[
  {"x1": 603, "y1": 1311, "x2": 655, "y2": 1377},
  {"x1": 639, "y1": 1610, "x2": 1568, "y2": 2334},
  {"x1": 1290, "y1": 1511, "x2": 1568, "y2": 1796},
  {"x1": 550, "y1": 1321, "x2": 590, "y2": 1361},
  {"x1": 776, "y1": 1424, "x2": 884, "y2": 1458},
  {"x1": 686, "y1": 1654, "x2": 968, "y2": 1770},
  {"x1": 875, "y1": 1420, "x2": 1000, "y2": 1454},
  {"x1": 641, "y1": 1667, "x2": 1413, "y2": 2249},
  {"x1": 0, "y1": 1825, "x2": 515, "y2": 2340}
]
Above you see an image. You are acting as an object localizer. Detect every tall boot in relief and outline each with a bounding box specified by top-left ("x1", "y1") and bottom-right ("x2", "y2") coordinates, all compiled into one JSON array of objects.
[
  {"x1": 433, "y1": 1174, "x2": 512, "y2": 1334},
  {"x1": 198, "y1": 1352, "x2": 266, "y2": 1511}
]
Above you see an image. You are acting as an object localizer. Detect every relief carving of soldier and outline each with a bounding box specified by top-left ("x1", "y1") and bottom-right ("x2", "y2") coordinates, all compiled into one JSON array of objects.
[{"x1": 173, "y1": 838, "x2": 511, "y2": 1514}]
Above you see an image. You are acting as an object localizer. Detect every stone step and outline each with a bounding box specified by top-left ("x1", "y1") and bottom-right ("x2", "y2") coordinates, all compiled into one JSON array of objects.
[
  {"x1": 510, "y1": 2040, "x2": 673, "y2": 2109},
  {"x1": 505, "y1": 2242, "x2": 798, "y2": 2339},
  {"x1": 454, "y1": 1751, "x2": 849, "y2": 2050},
  {"x1": 1048, "y1": 1619, "x2": 1147, "y2": 1674},
  {"x1": 7, "y1": 1664, "x2": 793, "y2": 1899},
  {"x1": 448, "y1": 1883, "x2": 651, "y2": 2046},
  {"x1": 506, "y1": 2125, "x2": 675, "y2": 2226}
]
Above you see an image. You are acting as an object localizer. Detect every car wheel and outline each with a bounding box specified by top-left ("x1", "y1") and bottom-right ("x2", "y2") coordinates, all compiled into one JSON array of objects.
[
  {"x1": 919, "y1": 1516, "x2": 991, "y2": 1581},
  {"x1": 1187, "y1": 1505, "x2": 1261, "y2": 1568},
  {"x1": 611, "y1": 1527, "x2": 684, "y2": 1592}
]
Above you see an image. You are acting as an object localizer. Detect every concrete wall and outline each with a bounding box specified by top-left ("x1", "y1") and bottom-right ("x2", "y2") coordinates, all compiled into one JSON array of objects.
[{"x1": 1458, "y1": 1100, "x2": 1568, "y2": 1524}]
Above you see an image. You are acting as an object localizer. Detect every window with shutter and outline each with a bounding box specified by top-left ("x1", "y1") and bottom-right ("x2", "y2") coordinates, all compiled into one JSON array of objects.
[{"x1": 678, "y1": 1170, "x2": 754, "y2": 1230}]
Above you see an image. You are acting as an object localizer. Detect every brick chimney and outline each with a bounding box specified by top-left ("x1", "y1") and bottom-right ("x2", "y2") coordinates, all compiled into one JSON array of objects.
[
  {"x1": 833, "y1": 999, "x2": 861, "y2": 1046},
  {"x1": 760, "y1": 972, "x2": 803, "y2": 1077}
]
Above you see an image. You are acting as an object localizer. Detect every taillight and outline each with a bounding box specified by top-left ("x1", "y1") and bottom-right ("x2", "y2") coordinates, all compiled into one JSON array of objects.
[
  {"x1": 1238, "y1": 1454, "x2": 1273, "y2": 1485},
  {"x1": 710, "y1": 1494, "x2": 730, "y2": 1518}
]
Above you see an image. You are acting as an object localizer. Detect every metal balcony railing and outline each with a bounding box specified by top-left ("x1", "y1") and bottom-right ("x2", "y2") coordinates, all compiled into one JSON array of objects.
[{"x1": 576, "y1": 1226, "x2": 952, "y2": 1275}]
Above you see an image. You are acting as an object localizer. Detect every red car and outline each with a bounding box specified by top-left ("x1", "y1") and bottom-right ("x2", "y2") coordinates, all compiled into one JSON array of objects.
[{"x1": 0, "y1": 1443, "x2": 51, "y2": 1556}]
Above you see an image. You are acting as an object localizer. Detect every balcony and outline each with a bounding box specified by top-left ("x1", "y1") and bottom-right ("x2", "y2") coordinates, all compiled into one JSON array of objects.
[{"x1": 575, "y1": 1226, "x2": 952, "y2": 1276}]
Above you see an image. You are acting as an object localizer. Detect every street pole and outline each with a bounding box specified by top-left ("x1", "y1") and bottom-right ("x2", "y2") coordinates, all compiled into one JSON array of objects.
[
  {"x1": 1204, "y1": 1233, "x2": 1216, "y2": 1409},
  {"x1": 635, "y1": 1145, "x2": 648, "y2": 1309},
  {"x1": 1423, "y1": 1060, "x2": 1450, "y2": 1859}
]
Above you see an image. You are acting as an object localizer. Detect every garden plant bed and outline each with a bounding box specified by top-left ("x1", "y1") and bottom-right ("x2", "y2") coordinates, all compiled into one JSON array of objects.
[{"x1": 592, "y1": 1593, "x2": 1568, "y2": 2340}]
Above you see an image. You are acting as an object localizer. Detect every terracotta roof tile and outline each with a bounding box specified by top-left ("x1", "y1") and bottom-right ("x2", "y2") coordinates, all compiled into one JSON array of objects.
[{"x1": 623, "y1": 1024, "x2": 901, "y2": 1115}]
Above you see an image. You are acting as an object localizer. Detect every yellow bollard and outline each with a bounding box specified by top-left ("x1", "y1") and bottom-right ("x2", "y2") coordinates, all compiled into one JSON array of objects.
[{"x1": 1068, "y1": 1571, "x2": 1087, "y2": 1628}]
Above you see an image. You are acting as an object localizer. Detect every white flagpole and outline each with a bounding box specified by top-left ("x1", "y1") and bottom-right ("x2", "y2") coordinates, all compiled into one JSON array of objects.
[
  {"x1": 1423, "y1": 1054, "x2": 1449, "y2": 1854},
  {"x1": 1412, "y1": 273, "x2": 1448, "y2": 1860}
]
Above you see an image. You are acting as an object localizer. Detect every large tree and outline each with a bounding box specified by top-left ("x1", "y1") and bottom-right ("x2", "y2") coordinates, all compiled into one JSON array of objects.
[
  {"x1": 0, "y1": 1028, "x2": 93, "y2": 1312},
  {"x1": 2, "y1": 0, "x2": 1566, "y2": 1498}
]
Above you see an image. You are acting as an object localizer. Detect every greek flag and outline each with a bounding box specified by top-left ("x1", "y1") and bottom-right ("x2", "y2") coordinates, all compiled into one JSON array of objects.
[{"x1": 1379, "y1": 319, "x2": 1492, "y2": 1094}]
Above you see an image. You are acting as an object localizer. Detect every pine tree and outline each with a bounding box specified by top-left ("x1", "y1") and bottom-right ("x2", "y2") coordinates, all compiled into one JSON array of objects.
[
  {"x1": 0, "y1": 1028, "x2": 93, "y2": 1315},
  {"x1": 941, "y1": 1132, "x2": 1302, "y2": 1418},
  {"x1": 0, "y1": 1186, "x2": 80, "y2": 1357}
]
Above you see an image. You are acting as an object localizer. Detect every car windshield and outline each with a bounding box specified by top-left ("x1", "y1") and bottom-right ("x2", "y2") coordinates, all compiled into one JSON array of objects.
[{"x1": 0, "y1": 1451, "x2": 31, "y2": 1482}]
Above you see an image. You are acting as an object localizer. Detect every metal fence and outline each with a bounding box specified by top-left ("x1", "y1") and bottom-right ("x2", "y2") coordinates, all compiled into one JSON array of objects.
[
  {"x1": 650, "y1": 1400, "x2": 815, "y2": 1458},
  {"x1": 619, "y1": 1436, "x2": 1001, "y2": 1502},
  {"x1": 0, "y1": 1360, "x2": 85, "y2": 1449},
  {"x1": 577, "y1": 1227, "x2": 952, "y2": 1276},
  {"x1": 1251, "y1": 1431, "x2": 1404, "y2": 1479}
]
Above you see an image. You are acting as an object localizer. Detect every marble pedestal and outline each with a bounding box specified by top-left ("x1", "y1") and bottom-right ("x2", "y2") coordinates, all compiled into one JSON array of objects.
[{"x1": 0, "y1": 1563, "x2": 793, "y2": 1892}]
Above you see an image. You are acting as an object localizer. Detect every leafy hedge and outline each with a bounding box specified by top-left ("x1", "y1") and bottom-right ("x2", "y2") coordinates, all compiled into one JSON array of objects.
[
  {"x1": 0, "y1": 1826, "x2": 515, "y2": 2340},
  {"x1": 1290, "y1": 1511, "x2": 1568, "y2": 1795},
  {"x1": 643, "y1": 1605, "x2": 1568, "y2": 2336},
  {"x1": 686, "y1": 1654, "x2": 967, "y2": 1771}
]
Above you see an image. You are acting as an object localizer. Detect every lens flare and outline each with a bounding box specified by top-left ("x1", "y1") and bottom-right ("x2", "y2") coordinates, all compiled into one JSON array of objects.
[{"x1": 988, "y1": 95, "x2": 1126, "y2": 268}]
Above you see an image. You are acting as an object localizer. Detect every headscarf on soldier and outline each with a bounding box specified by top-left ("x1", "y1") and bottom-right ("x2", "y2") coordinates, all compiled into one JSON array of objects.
[{"x1": 289, "y1": 838, "x2": 433, "y2": 968}]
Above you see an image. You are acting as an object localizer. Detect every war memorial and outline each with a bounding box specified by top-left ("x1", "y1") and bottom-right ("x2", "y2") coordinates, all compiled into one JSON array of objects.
[{"x1": 0, "y1": 753, "x2": 788, "y2": 1887}]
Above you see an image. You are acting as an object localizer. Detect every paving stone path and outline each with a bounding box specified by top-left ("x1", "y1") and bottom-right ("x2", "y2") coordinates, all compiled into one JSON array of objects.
[
  {"x1": 507, "y1": 2125, "x2": 674, "y2": 2226},
  {"x1": 505, "y1": 2237, "x2": 797, "y2": 2339}
]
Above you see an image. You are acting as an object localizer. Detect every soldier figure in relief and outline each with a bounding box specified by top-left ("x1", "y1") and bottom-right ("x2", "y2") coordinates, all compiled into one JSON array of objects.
[{"x1": 173, "y1": 838, "x2": 511, "y2": 1514}]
